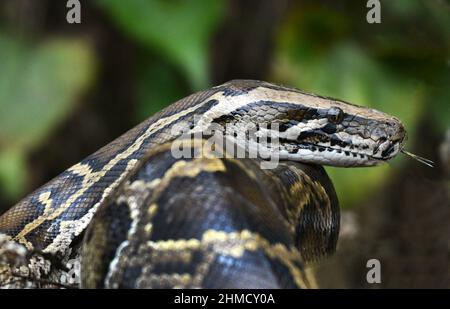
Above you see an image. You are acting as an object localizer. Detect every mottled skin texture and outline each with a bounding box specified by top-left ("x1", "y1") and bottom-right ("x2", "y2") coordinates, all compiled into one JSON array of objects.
[
  {"x1": 0, "y1": 80, "x2": 406, "y2": 288},
  {"x1": 81, "y1": 138, "x2": 339, "y2": 288}
]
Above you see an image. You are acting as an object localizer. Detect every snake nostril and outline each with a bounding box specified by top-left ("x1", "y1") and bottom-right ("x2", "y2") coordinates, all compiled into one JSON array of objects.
[
  {"x1": 373, "y1": 137, "x2": 387, "y2": 154},
  {"x1": 393, "y1": 128, "x2": 406, "y2": 144},
  {"x1": 378, "y1": 137, "x2": 387, "y2": 146},
  {"x1": 381, "y1": 143, "x2": 396, "y2": 157}
]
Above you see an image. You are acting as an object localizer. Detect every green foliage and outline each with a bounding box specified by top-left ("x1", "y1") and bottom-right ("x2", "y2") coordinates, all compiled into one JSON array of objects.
[
  {"x1": 135, "y1": 56, "x2": 187, "y2": 122},
  {"x1": 0, "y1": 149, "x2": 27, "y2": 199},
  {"x1": 428, "y1": 71, "x2": 450, "y2": 132},
  {"x1": 272, "y1": 2, "x2": 449, "y2": 208},
  {"x1": 97, "y1": 0, "x2": 226, "y2": 90},
  {"x1": 275, "y1": 40, "x2": 423, "y2": 208},
  {"x1": 0, "y1": 35, "x2": 95, "y2": 198}
]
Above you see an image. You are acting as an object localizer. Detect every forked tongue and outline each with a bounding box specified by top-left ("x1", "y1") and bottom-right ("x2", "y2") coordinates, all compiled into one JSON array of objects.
[{"x1": 401, "y1": 149, "x2": 434, "y2": 168}]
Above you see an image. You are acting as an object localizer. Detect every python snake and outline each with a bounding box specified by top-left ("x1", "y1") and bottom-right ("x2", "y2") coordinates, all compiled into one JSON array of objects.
[{"x1": 0, "y1": 80, "x2": 406, "y2": 288}]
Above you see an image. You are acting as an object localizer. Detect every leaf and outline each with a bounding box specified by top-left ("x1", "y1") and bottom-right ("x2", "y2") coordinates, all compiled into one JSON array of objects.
[
  {"x1": 0, "y1": 34, "x2": 95, "y2": 198},
  {"x1": 0, "y1": 35, "x2": 95, "y2": 150},
  {"x1": 97, "y1": 0, "x2": 226, "y2": 89},
  {"x1": 0, "y1": 148, "x2": 27, "y2": 200},
  {"x1": 135, "y1": 57, "x2": 187, "y2": 121},
  {"x1": 428, "y1": 71, "x2": 450, "y2": 132}
]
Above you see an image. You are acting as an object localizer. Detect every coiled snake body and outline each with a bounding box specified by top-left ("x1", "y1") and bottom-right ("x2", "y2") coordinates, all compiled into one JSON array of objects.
[{"x1": 0, "y1": 80, "x2": 406, "y2": 288}]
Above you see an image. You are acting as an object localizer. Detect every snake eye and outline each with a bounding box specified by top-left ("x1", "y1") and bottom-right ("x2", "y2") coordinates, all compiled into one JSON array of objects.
[{"x1": 327, "y1": 107, "x2": 344, "y2": 124}]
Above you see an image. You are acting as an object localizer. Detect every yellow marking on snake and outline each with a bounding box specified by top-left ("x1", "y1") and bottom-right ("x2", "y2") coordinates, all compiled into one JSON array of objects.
[
  {"x1": 165, "y1": 159, "x2": 226, "y2": 179},
  {"x1": 304, "y1": 267, "x2": 318, "y2": 289},
  {"x1": 13, "y1": 92, "x2": 229, "y2": 251},
  {"x1": 137, "y1": 273, "x2": 192, "y2": 288},
  {"x1": 69, "y1": 162, "x2": 93, "y2": 176},
  {"x1": 38, "y1": 192, "x2": 53, "y2": 215},
  {"x1": 284, "y1": 167, "x2": 331, "y2": 236},
  {"x1": 192, "y1": 85, "x2": 396, "y2": 135},
  {"x1": 149, "y1": 158, "x2": 226, "y2": 200},
  {"x1": 145, "y1": 229, "x2": 309, "y2": 288}
]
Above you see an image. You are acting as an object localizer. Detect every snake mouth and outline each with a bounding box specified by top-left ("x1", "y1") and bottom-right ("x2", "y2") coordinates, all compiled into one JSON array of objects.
[
  {"x1": 371, "y1": 138, "x2": 404, "y2": 161},
  {"x1": 301, "y1": 142, "x2": 373, "y2": 159},
  {"x1": 279, "y1": 141, "x2": 391, "y2": 167}
]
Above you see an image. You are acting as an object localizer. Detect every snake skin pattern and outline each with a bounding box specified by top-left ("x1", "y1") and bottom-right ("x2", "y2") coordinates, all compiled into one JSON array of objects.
[
  {"x1": 0, "y1": 80, "x2": 406, "y2": 288},
  {"x1": 81, "y1": 138, "x2": 339, "y2": 288}
]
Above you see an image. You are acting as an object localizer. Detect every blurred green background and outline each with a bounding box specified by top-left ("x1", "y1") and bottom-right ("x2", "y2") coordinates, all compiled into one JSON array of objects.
[{"x1": 0, "y1": 0, "x2": 448, "y2": 288}]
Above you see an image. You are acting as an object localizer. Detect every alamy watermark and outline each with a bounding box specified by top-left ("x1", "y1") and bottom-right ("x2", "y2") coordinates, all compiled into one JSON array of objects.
[
  {"x1": 60, "y1": 258, "x2": 81, "y2": 285},
  {"x1": 366, "y1": 258, "x2": 382, "y2": 284},
  {"x1": 366, "y1": 0, "x2": 381, "y2": 24},
  {"x1": 65, "y1": 1, "x2": 381, "y2": 26},
  {"x1": 169, "y1": 117, "x2": 285, "y2": 169},
  {"x1": 66, "y1": 0, "x2": 81, "y2": 24}
]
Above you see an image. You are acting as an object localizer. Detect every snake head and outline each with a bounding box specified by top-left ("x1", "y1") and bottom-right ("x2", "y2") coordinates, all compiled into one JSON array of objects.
[
  {"x1": 209, "y1": 80, "x2": 407, "y2": 167},
  {"x1": 271, "y1": 102, "x2": 408, "y2": 167}
]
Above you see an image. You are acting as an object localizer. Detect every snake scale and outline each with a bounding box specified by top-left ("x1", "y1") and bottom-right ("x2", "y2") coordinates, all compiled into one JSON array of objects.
[{"x1": 0, "y1": 80, "x2": 406, "y2": 288}]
